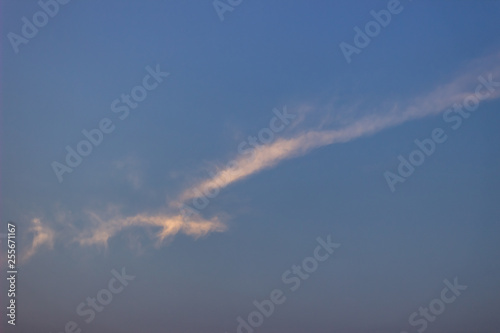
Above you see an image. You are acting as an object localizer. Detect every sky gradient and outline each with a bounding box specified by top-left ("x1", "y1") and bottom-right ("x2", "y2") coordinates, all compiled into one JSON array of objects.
[{"x1": 2, "y1": 1, "x2": 500, "y2": 332}]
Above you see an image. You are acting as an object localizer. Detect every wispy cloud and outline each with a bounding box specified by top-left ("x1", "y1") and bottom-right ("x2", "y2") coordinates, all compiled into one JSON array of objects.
[
  {"x1": 178, "y1": 52, "x2": 500, "y2": 204},
  {"x1": 22, "y1": 218, "x2": 55, "y2": 262},
  {"x1": 113, "y1": 156, "x2": 144, "y2": 190},
  {"x1": 24, "y1": 51, "x2": 500, "y2": 257},
  {"x1": 75, "y1": 211, "x2": 226, "y2": 248}
]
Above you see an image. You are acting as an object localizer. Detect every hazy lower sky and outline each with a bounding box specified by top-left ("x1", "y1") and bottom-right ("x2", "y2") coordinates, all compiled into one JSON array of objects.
[{"x1": 2, "y1": 1, "x2": 500, "y2": 332}]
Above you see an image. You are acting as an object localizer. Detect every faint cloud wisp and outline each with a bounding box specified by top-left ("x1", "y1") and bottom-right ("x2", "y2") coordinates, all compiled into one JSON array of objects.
[{"x1": 22, "y1": 218, "x2": 55, "y2": 262}]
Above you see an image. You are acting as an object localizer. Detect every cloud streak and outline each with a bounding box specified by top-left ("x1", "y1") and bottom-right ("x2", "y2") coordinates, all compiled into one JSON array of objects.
[
  {"x1": 23, "y1": 51, "x2": 500, "y2": 256},
  {"x1": 179, "y1": 53, "x2": 500, "y2": 203},
  {"x1": 75, "y1": 211, "x2": 226, "y2": 248}
]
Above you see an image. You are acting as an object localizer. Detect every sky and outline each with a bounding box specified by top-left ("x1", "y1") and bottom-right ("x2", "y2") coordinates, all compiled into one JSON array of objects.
[{"x1": 1, "y1": 1, "x2": 500, "y2": 332}]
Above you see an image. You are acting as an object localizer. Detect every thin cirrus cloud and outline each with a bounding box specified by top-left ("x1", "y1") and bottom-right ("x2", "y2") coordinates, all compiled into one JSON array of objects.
[
  {"x1": 178, "y1": 51, "x2": 500, "y2": 204},
  {"x1": 22, "y1": 218, "x2": 55, "y2": 263},
  {"x1": 24, "y1": 51, "x2": 500, "y2": 258},
  {"x1": 75, "y1": 211, "x2": 226, "y2": 248}
]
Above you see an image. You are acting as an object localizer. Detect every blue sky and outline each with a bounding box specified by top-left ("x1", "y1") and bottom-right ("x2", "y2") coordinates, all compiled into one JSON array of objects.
[{"x1": 2, "y1": 1, "x2": 500, "y2": 332}]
